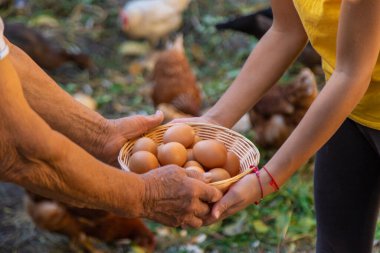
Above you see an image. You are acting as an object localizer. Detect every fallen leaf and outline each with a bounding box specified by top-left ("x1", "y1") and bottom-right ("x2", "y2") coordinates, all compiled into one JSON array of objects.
[
  {"x1": 119, "y1": 41, "x2": 151, "y2": 56},
  {"x1": 252, "y1": 220, "x2": 269, "y2": 234},
  {"x1": 128, "y1": 62, "x2": 144, "y2": 76},
  {"x1": 73, "y1": 93, "x2": 97, "y2": 110},
  {"x1": 28, "y1": 15, "x2": 60, "y2": 28}
]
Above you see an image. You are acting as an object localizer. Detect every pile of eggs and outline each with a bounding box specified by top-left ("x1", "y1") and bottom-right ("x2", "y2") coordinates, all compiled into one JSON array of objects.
[{"x1": 128, "y1": 123, "x2": 241, "y2": 183}]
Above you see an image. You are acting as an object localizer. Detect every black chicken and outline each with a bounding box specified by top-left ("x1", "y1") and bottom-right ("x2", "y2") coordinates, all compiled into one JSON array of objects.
[
  {"x1": 215, "y1": 8, "x2": 321, "y2": 72},
  {"x1": 216, "y1": 8, "x2": 273, "y2": 39}
]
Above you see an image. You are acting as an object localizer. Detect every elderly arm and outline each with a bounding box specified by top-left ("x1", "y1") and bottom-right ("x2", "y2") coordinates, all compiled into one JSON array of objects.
[
  {"x1": 0, "y1": 53, "x2": 145, "y2": 216},
  {"x1": 0, "y1": 23, "x2": 222, "y2": 227},
  {"x1": 6, "y1": 41, "x2": 162, "y2": 165},
  {"x1": 0, "y1": 54, "x2": 221, "y2": 226}
]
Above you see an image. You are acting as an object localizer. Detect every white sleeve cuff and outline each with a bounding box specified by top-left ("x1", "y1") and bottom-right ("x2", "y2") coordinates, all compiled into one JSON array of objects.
[{"x1": 0, "y1": 44, "x2": 9, "y2": 60}]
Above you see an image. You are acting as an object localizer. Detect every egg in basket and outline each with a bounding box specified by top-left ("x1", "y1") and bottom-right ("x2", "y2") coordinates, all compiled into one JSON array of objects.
[{"x1": 118, "y1": 123, "x2": 260, "y2": 193}]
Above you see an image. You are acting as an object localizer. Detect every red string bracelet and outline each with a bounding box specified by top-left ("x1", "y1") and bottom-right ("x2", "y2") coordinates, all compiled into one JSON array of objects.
[
  {"x1": 250, "y1": 166, "x2": 263, "y2": 205},
  {"x1": 262, "y1": 166, "x2": 280, "y2": 192}
]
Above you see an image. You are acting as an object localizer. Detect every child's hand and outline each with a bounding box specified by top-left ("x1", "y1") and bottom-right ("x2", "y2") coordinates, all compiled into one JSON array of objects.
[{"x1": 204, "y1": 173, "x2": 262, "y2": 225}]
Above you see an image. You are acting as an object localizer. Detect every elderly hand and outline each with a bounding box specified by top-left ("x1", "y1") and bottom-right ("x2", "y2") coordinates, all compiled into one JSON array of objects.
[
  {"x1": 98, "y1": 111, "x2": 164, "y2": 165},
  {"x1": 140, "y1": 165, "x2": 223, "y2": 228}
]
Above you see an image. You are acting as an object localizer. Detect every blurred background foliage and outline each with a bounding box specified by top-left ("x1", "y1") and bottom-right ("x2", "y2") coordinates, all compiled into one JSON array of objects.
[{"x1": 0, "y1": 0, "x2": 378, "y2": 252}]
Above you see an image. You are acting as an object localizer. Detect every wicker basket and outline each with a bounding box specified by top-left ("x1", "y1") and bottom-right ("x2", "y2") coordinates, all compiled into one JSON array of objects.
[{"x1": 118, "y1": 122, "x2": 260, "y2": 192}]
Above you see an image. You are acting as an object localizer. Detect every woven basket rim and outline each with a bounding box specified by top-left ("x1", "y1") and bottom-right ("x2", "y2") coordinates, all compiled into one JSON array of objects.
[
  {"x1": 118, "y1": 121, "x2": 257, "y2": 151},
  {"x1": 118, "y1": 122, "x2": 260, "y2": 189}
]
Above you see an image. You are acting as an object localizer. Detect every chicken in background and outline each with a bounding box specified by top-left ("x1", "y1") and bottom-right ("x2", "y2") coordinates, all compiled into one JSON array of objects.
[
  {"x1": 215, "y1": 7, "x2": 273, "y2": 39},
  {"x1": 152, "y1": 35, "x2": 202, "y2": 118},
  {"x1": 26, "y1": 193, "x2": 156, "y2": 253},
  {"x1": 4, "y1": 22, "x2": 94, "y2": 71},
  {"x1": 249, "y1": 68, "x2": 318, "y2": 149},
  {"x1": 119, "y1": 0, "x2": 191, "y2": 45},
  {"x1": 215, "y1": 8, "x2": 322, "y2": 74}
]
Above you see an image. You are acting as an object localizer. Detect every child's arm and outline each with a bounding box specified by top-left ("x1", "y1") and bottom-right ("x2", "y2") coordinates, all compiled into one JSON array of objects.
[
  {"x1": 173, "y1": 0, "x2": 309, "y2": 127},
  {"x1": 208, "y1": 0, "x2": 380, "y2": 221}
]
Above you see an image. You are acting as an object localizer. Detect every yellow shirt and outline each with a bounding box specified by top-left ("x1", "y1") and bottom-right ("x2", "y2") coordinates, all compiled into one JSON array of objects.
[{"x1": 293, "y1": 0, "x2": 380, "y2": 129}]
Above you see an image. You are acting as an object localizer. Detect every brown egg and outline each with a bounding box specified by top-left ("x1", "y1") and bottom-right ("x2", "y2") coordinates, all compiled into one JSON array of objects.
[
  {"x1": 192, "y1": 135, "x2": 202, "y2": 146},
  {"x1": 163, "y1": 124, "x2": 195, "y2": 148},
  {"x1": 204, "y1": 168, "x2": 231, "y2": 182},
  {"x1": 157, "y1": 142, "x2": 187, "y2": 166},
  {"x1": 128, "y1": 151, "x2": 159, "y2": 174},
  {"x1": 223, "y1": 151, "x2": 240, "y2": 177},
  {"x1": 184, "y1": 160, "x2": 203, "y2": 168},
  {"x1": 157, "y1": 144, "x2": 164, "y2": 154},
  {"x1": 193, "y1": 140, "x2": 227, "y2": 169},
  {"x1": 186, "y1": 149, "x2": 194, "y2": 161},
  {"x1": 132, "y1": 137, "x2": 157, "y2": 155},
  {"x1": 185, "y1": 166, "x2": 205, "y2": 174}
]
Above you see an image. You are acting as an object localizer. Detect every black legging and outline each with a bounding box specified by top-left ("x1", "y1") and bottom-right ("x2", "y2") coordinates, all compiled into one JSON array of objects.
[{"x1": 315, "y1": 118, "x2": 380, "y2": 253}]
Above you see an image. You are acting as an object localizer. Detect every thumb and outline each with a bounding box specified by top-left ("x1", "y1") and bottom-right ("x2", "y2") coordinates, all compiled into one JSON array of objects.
[
  {"x1": 132, "y1": 110, "x2": 164, "y2": 135},
  {"x1": 146, "y1": 110, "x2": 164, "y2": 126},
  {"x1": 211, "y1": 192, "x2": 234, "y2": 220}
]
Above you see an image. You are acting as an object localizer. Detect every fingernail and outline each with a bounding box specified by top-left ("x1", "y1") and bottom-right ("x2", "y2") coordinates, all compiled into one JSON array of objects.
[
  {"x1": 155, "y1": 110, "x2": 162, "y2": 115},
  {"x1": 204, "y1": 172, "x2": 211, "y2": 182},
  {"x1": 214, "y1": 210, "x2": 220, "y2": 219}
]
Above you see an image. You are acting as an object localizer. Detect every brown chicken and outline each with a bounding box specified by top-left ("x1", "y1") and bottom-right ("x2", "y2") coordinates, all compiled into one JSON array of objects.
[
  {"x1": 249, "y1": 68, "x2": 319, "y2": 149},
  {"x1": 4, "y1": 22, "x2": 93, "y2": 71},
  {"x1": 26, "y1": 193, "x2": 156, "y2": 253},
  {"x1": 152, "y1": 35, "x2": 202, "y2": 116}
]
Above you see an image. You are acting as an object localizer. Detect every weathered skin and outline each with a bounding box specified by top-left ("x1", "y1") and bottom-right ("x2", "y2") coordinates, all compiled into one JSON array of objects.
[{"x1": 0, "y1": 18, "x2": 222, "y2": 228}]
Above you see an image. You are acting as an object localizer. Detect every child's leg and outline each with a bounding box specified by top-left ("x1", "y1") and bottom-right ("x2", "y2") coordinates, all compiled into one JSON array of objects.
[{"x1": 314, "y1": 118, "x2": 380, "y2": 253}]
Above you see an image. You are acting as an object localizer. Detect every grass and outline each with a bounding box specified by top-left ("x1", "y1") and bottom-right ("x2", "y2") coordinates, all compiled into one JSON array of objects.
[{"x1": 0, "y1": 0, "x2": 379, "y2": 252}]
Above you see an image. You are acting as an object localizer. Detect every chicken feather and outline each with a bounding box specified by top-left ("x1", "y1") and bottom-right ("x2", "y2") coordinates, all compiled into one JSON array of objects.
[
  {"x1": 249, "y1": 68, "x2": 319, "y2": 149},
  {"x1": 120, "y1": 0, "x2": 191, "y2": 45},
  {"x1": 152, "y1": 35, "x2": 201, "y2": 116}
]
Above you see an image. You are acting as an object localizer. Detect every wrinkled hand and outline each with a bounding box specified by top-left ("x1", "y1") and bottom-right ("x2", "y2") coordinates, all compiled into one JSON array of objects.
[
  {"x1": 140, "y1": 165, "x2": 222, "y2": 228},
  {"x1": 100, "y1": 111, "x2": 164, "y2": 165},
  {"x1": 204, "y1": 174, "x2": 261, "y2": 225}
]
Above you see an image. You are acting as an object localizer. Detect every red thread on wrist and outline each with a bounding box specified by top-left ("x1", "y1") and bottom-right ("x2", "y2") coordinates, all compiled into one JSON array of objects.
[
  {"x1": 262, "y1": 166, "x2": 279, "y2": 192},
  {"x1": 250, "y1": 166, "x2": 263, "y2": 205},
  {"x1": 256, "y1": 171, "x2": 264, "y2": 199}
]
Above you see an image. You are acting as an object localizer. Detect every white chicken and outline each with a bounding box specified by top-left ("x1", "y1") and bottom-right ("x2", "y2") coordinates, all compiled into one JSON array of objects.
[{"x1": 119, "y1": 0, "x2": 191, "y2": 45}]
